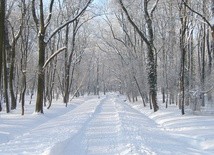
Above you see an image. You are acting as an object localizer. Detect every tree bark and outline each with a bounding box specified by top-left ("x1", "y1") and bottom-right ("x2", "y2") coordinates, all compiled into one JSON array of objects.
[
  {"x1": 63, "y1": 25, "x2": 70, "y2": 105},
  {"x1": 35, "y1": 33, "x2": 45, "y2": 113},
  {"x1": 3, "y1": 38, "x2": 9, "y2": 113},
  {"x1": 34, "y1": 0, "x2": 46, "y2": 113},
  {"x1": 21, "y1": 71, "x2": 26, "y2": 115},
  {"x1": 179, "y1": 0, "x2": 188, "y2": 115},
  {"x1": 9, "y1": 45, "x2": 16, "y2": 110},
  {"x1": 0, "y1": 0, "x2": 5, "y2": 84},
  {"x1": 0, "y1": 0, "x2": 5, "y2": 111}
]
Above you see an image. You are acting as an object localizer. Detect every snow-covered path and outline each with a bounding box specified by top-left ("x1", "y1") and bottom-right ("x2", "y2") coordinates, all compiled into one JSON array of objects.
[{"x1": 0, "y1": 94, "x2": 212, "y2": 155}]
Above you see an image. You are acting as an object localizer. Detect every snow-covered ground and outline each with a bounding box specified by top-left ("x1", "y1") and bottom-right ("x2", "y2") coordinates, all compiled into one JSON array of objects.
[{"x1": 0, "y1": 93, "x2": 214, "y2": 155}]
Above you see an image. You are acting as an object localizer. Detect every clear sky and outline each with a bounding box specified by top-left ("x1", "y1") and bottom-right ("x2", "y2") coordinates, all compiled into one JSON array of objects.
[{"x1": 93, "y1": 0, "x2": 106, "y2": 5}]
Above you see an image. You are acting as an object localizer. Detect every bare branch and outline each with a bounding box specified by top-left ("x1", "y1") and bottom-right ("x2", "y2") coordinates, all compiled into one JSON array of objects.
[
  {"x1": 32, "y1": 0, "x2": 39, "y2": 27},
  {"x1": 118, "y1": 0, "x2": 150, "y2": 46},
  {"x1": 5, "y1": 0, "x2": 15, "y2": 19},
  {"x1": 43, "y1": 47, "x2": 66, "y2": 69},
  {"x1": 13, "y1": 0, "x2": 26, "y2": 43},
  {"x1": 201, "y1": 86, "x2": 214, "y2": 94},
  {"x1": 45, "y1": 0, "x2": 92, "y2": 44},
  {"x1": 75, "y1": 15, "x2": 98, "y2": 34},
  {"x1": 104, "y1": 15, "x2": 126, "y2": 46},
  {"x1": 150, "y1": 0, "x2": 159, "y2": 18},
  {"x1": 181, "y1": 0, "x2": 212, "y2": 28},
  {"x1": 44, "y1": 0, "x2": 54, "y2": 29}
]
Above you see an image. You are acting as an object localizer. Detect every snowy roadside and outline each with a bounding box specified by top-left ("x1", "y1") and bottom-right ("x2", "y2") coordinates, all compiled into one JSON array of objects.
[{"x1": 129, "y1": 96, "x2": 214, "y2": 154}]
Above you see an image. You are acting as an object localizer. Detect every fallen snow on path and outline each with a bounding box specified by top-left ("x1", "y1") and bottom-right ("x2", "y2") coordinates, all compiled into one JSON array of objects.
[{"x1": 0, "y1": 93, "x2": 214, "y2": 155}]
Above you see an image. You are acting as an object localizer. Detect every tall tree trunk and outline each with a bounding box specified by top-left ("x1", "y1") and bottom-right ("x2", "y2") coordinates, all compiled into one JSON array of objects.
[
  {"x1": 64, "y1": 20, "x2": 79, "y2": 104},
  {"x1": 201, "y1": 24, "x2": 206, "y2": 107},
  {"x1": 35, "y1": 34, "x2": 45, "y2": 113},
  {"x1": 63, "y1": 25, "x2": 70, "y2": 105},
  {"x1": 144, "y1": 0, "x2": 159, "y2": 112},
  {"x1": 179, "y1": 0, "x2": 188, "y2": 115},
  {"x1": 9, "y1": 45, "x2": 17, "y2": 110},
  {"x1": 148, "y1": 46, "x2": 158, "y2": 112},
  {"x1": 34, "y1": 0, "x2": 46, "y2": 113},
  {"x1": 47, "y1": 37, "x2": 57, "y2": 109},
  {"x1": 21, "y1": 71, "x2": 26, "y2": 115},
  {"x1": 3, "y1": 40, "x2": 9, "y2": 113},
  {"x1": 3, "y1": 1, "x2": 10, "y2": 113},
  {"x1": 0, "y1": 0, "x2": 5, "y2": 84},
  {"x1": 0, "y1": 0, "x2": 5, "y2": 111}
]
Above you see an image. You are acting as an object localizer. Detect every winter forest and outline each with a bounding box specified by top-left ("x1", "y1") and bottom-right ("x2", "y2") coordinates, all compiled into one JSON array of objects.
[
  {"x1": 0, "y1": 0, "x2": 214, "y2": 154},
  {"x1": 1, "y1": 0, "x2": 214, "y2": 115}
]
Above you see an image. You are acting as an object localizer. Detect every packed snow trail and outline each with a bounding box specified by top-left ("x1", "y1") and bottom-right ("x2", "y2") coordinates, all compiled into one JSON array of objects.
[{"x1": 0, "y1": 94, "x2": 211, "y2": 155}]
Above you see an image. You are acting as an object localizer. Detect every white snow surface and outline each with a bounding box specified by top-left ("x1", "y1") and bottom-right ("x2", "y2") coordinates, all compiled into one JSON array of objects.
[{"x1": 0, "y1": 93, "x2": 214, "y2": 155}]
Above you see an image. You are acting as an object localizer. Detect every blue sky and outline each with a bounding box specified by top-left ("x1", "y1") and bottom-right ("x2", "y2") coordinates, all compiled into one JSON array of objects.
[{"x1": 93, "y1": 0, "x2": 106, "y2": 5}]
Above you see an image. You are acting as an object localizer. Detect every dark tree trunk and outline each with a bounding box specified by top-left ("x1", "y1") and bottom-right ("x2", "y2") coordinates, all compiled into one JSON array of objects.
[
  {"x1": 63, "y1": 20, "x2": 78, "y2": 105},
  {"x1": 35, "y1": 34, "x2": 45, "y2": 113},
  {"x1": 47, "y1": 39, "x2": 58, "y2": 109},
  {"x1": 21, "y1": 72, "x2": 26, "y2": 115},
  {"x1": 63, "y1": 25, "x2": 70, "y2": 105},
  {"x1": 3, "y1": 13, "x2": 10, "y2": 113},
  {"x1": 179, "y1": 0, "x2": 188, "y2": 115},
  {"x1": 147, "y1": 46, "x2": 158, "y2": 112},
  {"x1": 0, "y1": 0, "x2": 5, "y2": 112},
  {"x1": 35, "y1": 1, "x2": 46, "y2": 113},
  {"x1": 3, "y1": 42, "x2": 9, "y2": 113},
  {"x1": 201, "y1": 25, "x2": 206, "y2": 107},
  {"x1": 9, "y1": 46, "x2": 16, "y2": 110},
  {"x1": 0, "y1": 0, "x2": 5, "y2": 84}
]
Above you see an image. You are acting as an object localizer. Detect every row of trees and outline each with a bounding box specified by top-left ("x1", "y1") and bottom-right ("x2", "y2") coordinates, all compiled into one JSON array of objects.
[
  {"x1": 0, "y1": 0, "x2": 96, "y2": 115},
  {"x1": 0, "y1": 0, "x2": 214, "y2": 115},
  {"x1": 96, "y1": 0, "x2": 214, "y2": 114}
]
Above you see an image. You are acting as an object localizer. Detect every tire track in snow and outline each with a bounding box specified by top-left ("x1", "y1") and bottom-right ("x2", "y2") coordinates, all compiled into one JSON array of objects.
[
  {"x1": 44, "y1": 95, "x2": 109, "y2": 155},
  {"x1": 83, "y1": 97, "x2": 122, "y2": 154},
  {"x1": 48, "y1": 94, "x2": 157, "y2": 155},
  {"x1": 47, "y1": 94, "x2": 122, "y2": 155},
  {"x1": 114, "y1": 97, "x2": 156, "y2": 155},
  {"x1": 47, "y1": 94, "x2": 158, "y2": 155},
  {"x1": 0, "y1": 97, "x2": 106, "y2": 155}
]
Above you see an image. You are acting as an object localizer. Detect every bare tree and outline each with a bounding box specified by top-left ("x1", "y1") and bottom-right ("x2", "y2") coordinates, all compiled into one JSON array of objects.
[{"x1": 118, "y1": 0, "x2": 159, "y2": 112}]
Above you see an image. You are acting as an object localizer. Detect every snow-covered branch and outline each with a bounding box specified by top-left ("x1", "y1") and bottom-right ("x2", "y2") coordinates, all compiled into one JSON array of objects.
[
  {"x1": 43, "y1": 47, "x2": 67, "y2": 69},
  {"x1": 45, "y1": 0, "x2": 92, "y2": 44}
]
